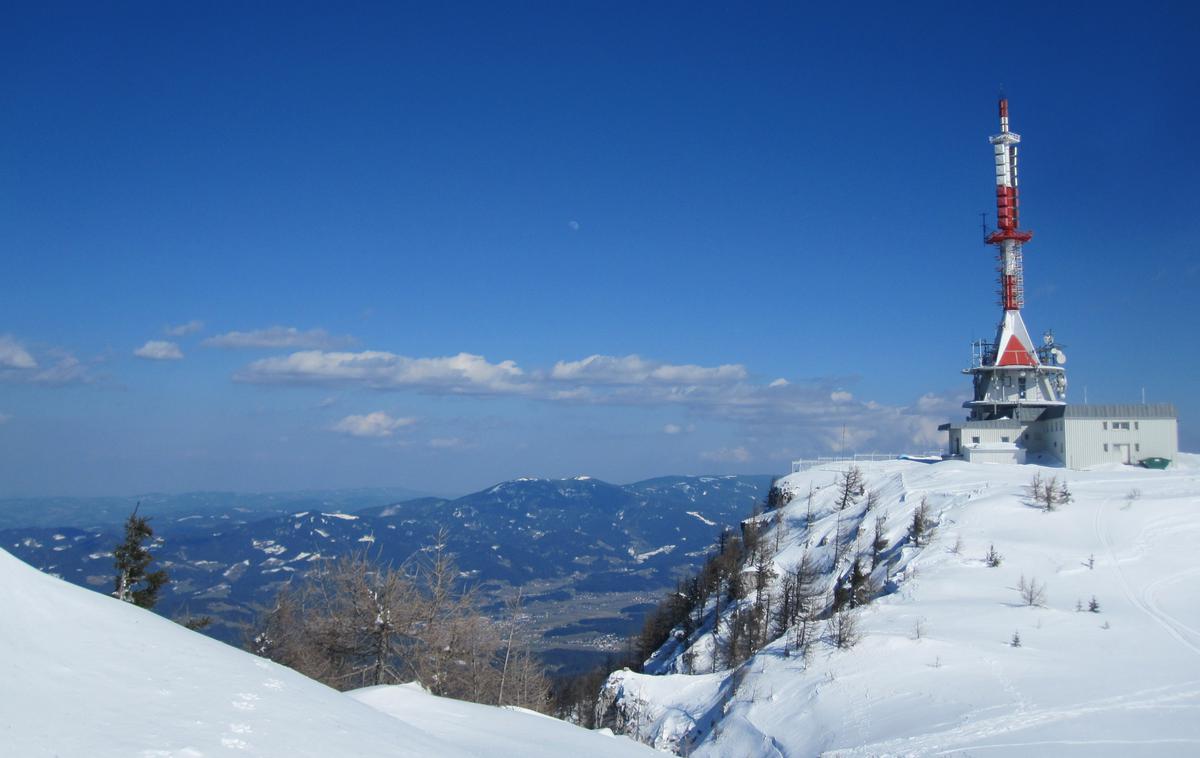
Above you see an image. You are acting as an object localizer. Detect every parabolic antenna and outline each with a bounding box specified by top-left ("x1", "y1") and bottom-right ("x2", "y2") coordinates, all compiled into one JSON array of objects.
[{"x1": 1051, "y1": 348, "x2": 1066, "y2": 365}]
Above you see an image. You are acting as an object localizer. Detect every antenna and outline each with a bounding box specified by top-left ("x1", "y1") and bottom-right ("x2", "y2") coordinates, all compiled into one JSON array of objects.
[{"x1": 980, "y1": 212, "x2": 989, "y2": 242}]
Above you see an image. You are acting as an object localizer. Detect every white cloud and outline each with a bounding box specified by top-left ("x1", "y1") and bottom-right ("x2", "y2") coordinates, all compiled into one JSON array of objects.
[
  {"x1": 0, "y1": 335, "x2": 37, "y2": 369},
  {"x1": 164, "y1": 320, "x2": 205, "y2": 337},
  {"x1": 567, "y1": 220, "x2": 581, "y2": 231},
  {"x1": 331, "y1": 412, "x2": 417, "y2": 438},
  {"x1": 24, "y1": 352, "x2": 92, "y2": 385},
  {"x1": 663, "y1": 423, "x2": 695, "y2": 435},
  {"x1": 428, "y1": 436, "x2": 469, "y2": 450},
  {"x1": 769, "y1": 378, "x2": 789, "y2": 388},
  {"x1": 238, "y1": 351, "x2": 528, "y2": 394},
  {"x1": 203, "y1": 326, "x2": 355, "y2": 350},
  {"x1": 550, "y1": 354, "x2": 746, "y2": 385},
  {"x1": 830, "y1": 390, "x2": 853, "y2": 403},
  {"x1": 134, "y1": 340, "x2": 183, "y2": 361},
  {"x1": 700, "y1": 446, "x2": 752, "y2": 464},
  {"x1": 0, "y1": 338, "x2": 95, "y2": 386}
]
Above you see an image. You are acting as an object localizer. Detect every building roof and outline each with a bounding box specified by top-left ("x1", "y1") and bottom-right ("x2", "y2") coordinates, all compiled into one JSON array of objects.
[{"x1": 1041, "y1": 403, "x2": 1177, "y2": 420}]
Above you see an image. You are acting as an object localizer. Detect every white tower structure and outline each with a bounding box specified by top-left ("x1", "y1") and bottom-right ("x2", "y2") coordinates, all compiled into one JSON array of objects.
[
  {"x1": 964, "y1": 96, "x2": 1067, "y2": 422},
  {"x1": 942, "y1": 96, "x2": 1177, "y2": 469}
]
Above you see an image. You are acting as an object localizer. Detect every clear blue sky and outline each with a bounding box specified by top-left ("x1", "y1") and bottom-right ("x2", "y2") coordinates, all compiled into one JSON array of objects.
[{"x1": 1, "y1": 2, "x2": 1196, "y2": 496}]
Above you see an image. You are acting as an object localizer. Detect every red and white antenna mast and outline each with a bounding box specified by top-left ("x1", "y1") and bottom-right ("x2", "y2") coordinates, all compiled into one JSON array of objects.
[
  {"x1": 962, "y1": 95, "x2": 1067, "y2": 421},
  {"x1": 987, "y1": 96, "x2": 1033, "y2": 310}
]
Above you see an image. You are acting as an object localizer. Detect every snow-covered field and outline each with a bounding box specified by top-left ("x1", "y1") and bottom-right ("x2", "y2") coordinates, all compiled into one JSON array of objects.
[
  {"x1": 602, "y1": 455, "x2": 1200, "y2": 756},
  {"x1": 0, "y1": 547, "x2": 653, "y2": 756}
]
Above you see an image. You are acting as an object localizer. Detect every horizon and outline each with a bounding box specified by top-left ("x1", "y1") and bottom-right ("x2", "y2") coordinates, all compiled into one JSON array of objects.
[
  {"x1": 0, "y1": 470, "x2": 779, "y2": 501},
  {"x1": 2, "y1": 3, "x2": 1196, "y2": 496}
]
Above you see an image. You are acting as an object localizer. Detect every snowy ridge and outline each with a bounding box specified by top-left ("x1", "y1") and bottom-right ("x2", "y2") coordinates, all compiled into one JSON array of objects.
[
  {"x1": 0, "y1": 548, "x2": 654, "y2": 756},
  {"x1": 598, "y1": 456, "x2": 1200, "y2": 756}
]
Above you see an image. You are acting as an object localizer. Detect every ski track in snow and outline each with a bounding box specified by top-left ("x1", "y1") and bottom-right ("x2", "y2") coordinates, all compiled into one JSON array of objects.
[
  {"x1": 831, "y1": 680, "x2": 1200, "y2": 756},
  {"x1": 1094, "y1": 497, "x2": 1200, "y2": 659}
]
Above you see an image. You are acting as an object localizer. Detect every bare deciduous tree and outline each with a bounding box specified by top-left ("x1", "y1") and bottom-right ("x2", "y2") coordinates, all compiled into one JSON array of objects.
[{"x1": 1017, "y1": 574, "x2": 1046, "y2": 607}]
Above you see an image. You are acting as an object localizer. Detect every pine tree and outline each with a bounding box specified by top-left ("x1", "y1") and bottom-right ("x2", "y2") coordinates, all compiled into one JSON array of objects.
[
  {"x1": 113, "y1": 504, "x2": 169, "y2": 609},
  {"x1": 871, "y1": 513, "x2": 889, "y2": 570},
  {"x1": 908, "y1": 497, "x2": 931, "y2": 547}
]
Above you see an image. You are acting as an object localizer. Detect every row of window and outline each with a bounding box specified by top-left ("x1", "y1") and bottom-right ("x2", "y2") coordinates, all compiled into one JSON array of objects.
[
  {"x1": 1103, "y1": 443, "x2": 1141, "y2": 452},
  {"x1": 1103, "y1": 421, "x2": 1137, "y2": 430}
]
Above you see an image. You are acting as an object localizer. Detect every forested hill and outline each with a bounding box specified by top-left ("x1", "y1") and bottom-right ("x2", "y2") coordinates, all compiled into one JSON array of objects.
[{"x1": 3, "y1": 475, "x2": 773, "y2": 653}]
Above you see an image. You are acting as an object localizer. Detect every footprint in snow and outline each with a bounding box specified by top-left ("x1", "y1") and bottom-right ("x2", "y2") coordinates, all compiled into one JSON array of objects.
[
  {"x1": 262, "y1": 678, "x2": 284, "y2": 690},
  {"x1": 221, "y1": 736, "x2": 249, "y2": 750},
  {"x1": 232, "y1": 692, "x2": 260, "y2": 711}
]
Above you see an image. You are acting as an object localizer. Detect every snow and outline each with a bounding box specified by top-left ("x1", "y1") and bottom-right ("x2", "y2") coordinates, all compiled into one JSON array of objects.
[
  {"x1": 632, "y1": 544, "x2": 677, "y2": 563},
  {"x1": 350, "y1": 683, "x2": 655, "y2": 757},
  {"x1": 321, "y1": 512, "x2": 358, "y2": 520},
  {"x1": 604, "y1": 456, "x2": 1200, "y2": 756},
  {"x1": 0, "y1": 548, "x2": 654, "y2": 756},
  {"x1": 686, "y1": 510, "x2": 717, "y2": 526}
]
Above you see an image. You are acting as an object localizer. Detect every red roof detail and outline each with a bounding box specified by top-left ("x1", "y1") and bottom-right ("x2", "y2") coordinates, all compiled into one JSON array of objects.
[{"x1": 997, "y1": 335, "x2": 1035, "y2": 366}]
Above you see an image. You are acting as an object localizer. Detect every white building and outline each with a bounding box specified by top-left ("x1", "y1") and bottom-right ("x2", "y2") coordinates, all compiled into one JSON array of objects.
[{"x1": 942, "y1": 403, "x2": 1178, "y2": 469}]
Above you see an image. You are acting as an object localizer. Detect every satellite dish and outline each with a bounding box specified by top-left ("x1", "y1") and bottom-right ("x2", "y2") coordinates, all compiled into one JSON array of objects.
[{"x1": 1052, "y1": 348, "x2": 1067, "y2": 365}]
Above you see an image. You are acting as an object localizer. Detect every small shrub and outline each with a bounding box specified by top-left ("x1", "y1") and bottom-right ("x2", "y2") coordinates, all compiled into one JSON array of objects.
[{"x1": 985, "y1": 544, "x2": 1003, "y2": 568}]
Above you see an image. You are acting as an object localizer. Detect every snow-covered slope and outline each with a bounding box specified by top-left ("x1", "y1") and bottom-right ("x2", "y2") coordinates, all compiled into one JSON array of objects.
[
  {"x1": 350, "y1": 683, "x2": 646, "y2": 757},
  {"x1": 600, "y1": 456, "x2": 1200, "y2": 756},
  {"x1": 0, "y1": 548, "x2": 653, "y2": 757}
]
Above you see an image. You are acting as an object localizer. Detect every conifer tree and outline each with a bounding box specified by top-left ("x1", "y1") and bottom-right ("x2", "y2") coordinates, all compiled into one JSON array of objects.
[{"x1": 113, "y1": 505, "x2": 169, "y2": 609}]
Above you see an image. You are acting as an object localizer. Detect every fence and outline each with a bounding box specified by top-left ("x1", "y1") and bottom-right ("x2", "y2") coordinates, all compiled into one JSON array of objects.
[{"x1": 789, "y1": 453, "x2": 902, "y2": 474}]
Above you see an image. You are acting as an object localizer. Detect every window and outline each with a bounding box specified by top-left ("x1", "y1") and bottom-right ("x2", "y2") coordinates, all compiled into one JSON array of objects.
[
  {"x1": 1135, "y1": 443, "x2": 1141, "y2": 452},
  {"x1": 1103, "y1": 443, "x2": 1109, "y2": 452},
  {"x1": 971, "y1": 436, "x2": 980, "y2": 444},
  {"x1": 1001, "y1": 436, "x2": 1010, "y2": 443},
  {"x1": 1102, "y1": 422, "x2": 1108, "y2": 430},
  {"x1": 1135, "y1": 422, "x2": 1140, "y2": 430}
]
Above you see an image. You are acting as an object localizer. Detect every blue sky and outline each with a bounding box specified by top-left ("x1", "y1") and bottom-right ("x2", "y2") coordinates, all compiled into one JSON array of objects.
[{"x1": 1, "y1": 2, "x2": 1196, "y2": 496}]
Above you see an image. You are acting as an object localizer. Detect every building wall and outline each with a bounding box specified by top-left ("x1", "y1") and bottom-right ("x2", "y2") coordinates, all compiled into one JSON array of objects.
[
  {"x1": 1046, "y1": 417, "x2": 1067, "y2": 463},
  {"x1": 959, "y1": 425, "x2": 1027, "y2": 449},
  {"x1": 1062, "y1": 417, "x2": 1179, "y2": 469},
  {"x1": 964, "y1": 445, "x2": 1026, "y2": 465}
]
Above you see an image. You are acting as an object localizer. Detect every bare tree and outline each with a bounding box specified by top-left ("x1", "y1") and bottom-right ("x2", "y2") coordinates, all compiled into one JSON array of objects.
[
  {"x1": 248, "y1": 537, "x2": 548, "y2": 709},
  {"x1": 1017, "y1": 574, "x2": 1047, "y2": 607},
  {"x1": 827, "y1": 607, "x2": 862, "y2": 650}
]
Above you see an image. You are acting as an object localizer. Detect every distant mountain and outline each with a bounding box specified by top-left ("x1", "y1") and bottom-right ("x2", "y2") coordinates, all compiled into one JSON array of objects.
[
  {"x1": 2, "y1": 475, "x2": 773, "y2": 665},
  {"x1": 0, "y1": 486, "x2": 435, "y2": 531}
]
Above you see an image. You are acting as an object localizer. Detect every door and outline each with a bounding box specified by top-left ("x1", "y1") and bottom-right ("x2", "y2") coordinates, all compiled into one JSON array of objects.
[{"x1": 1114, "y1": 443, "x2": 1132, "y2": 464}]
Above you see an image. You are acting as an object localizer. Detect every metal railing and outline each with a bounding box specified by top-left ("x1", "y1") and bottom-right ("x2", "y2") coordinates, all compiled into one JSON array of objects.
[{"x1": 790, "y1": 453, "x2": 901, "y2": 474}]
